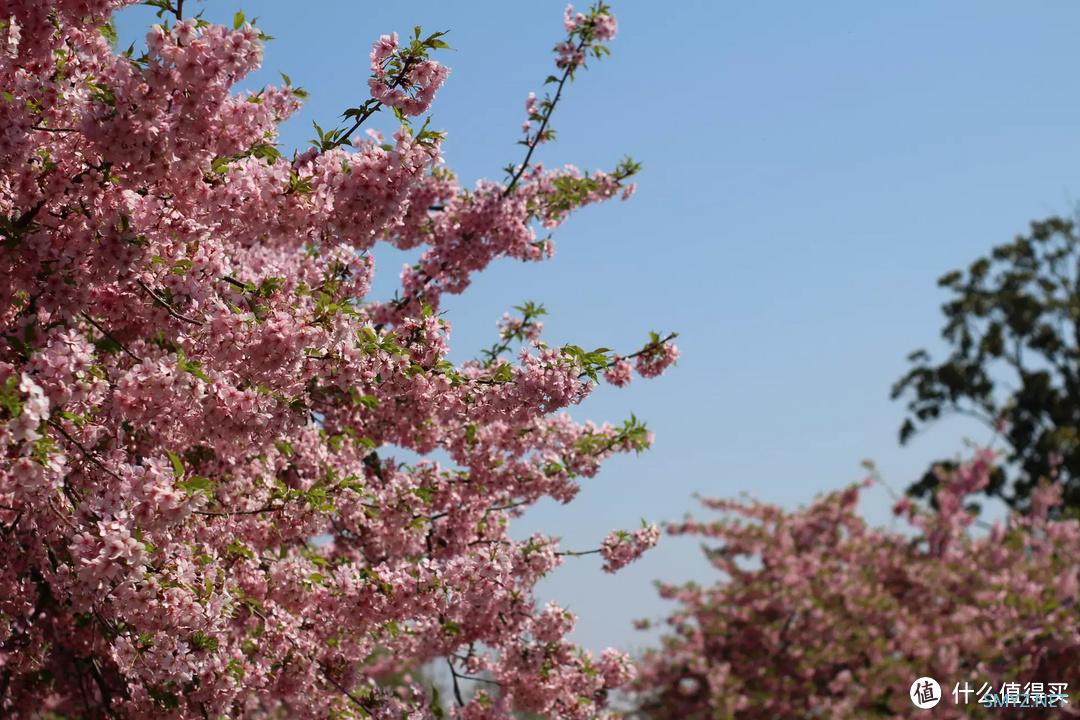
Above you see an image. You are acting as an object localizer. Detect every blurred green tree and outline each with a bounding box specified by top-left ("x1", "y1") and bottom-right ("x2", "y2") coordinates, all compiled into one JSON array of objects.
[{"x1": 892, "y1": 216, "x2": 1080, "y2": 512}]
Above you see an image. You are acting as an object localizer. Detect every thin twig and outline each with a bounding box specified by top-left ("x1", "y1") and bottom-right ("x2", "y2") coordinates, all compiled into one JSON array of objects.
[
  {"x1": 328, "y1": 57, "x2": 418, "y2": 152},
  {"x1": 79, "y1": 312, "x2": 142, "y2": 362},
  {"x1": 319, "y1": 664, "x2": 375, "y2": 712},
  {"x1": 1, "y1": 511, "x2": 22, "y2": 536},
  {"x1": 581, "y1": 331, "x2": 678, "y2": 379},
  {"x1": 31, "y1": 125, "x2": 79, "y2": 134},
  {"x1": 87, "y1": 657, "x2": 119, "y2": 719},
  {"x1": 504, "y1": 36, "x2": 587, "y2": 196},
  {"x1": 136, "y1": 279, "x2": 204, "y2": 325},
  {"x1": 48, "y1": 419, "x2": 124, "y2": 484},
  {"x1": 557, "y1": 548, "x2": 601, "y2": 557},
  {"x1": 193, "y1": 504, "x2": 283, "y2": 517},
  {"x1": 446, "y1": 657, "x2": 465, "y2": 707},
  {"x1": 48, "y1": 500, "x2": 79, "y2": 532},
  {"x1": 454, "y1": 673, "x2": 501, "y2": 686}
]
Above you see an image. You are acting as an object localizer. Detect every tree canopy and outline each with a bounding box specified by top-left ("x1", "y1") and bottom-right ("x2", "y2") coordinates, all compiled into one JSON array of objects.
[{"x1": 892, "y1": 216, "x2": 1080, "y2": 512}]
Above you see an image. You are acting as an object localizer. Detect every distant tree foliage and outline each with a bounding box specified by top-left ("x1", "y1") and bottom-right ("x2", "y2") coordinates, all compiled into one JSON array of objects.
[{"x1": 892, "y1": 216, "x2": 1080, "y2": 511}]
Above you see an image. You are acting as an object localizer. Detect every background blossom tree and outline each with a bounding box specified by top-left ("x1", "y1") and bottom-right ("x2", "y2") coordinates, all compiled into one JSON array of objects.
[
  {"x1": 0, "y1": 1, "x2": 676, "y2": 717},
  {"x1": 630, "y1": 451, "x2": 1080, "y2": 719}
]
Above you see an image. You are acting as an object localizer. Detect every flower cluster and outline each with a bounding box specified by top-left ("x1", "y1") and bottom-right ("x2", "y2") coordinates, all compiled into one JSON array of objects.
[
  {"x1": 631, "y1": 452, "x2": 1080, "y2": 719},
  {"x1": 603, "y1": 356, "x2": 633, "y2": 387},
  {"x1": 556, "y1": 3, "x2": 617, "y2": 70},
  {"x1": 0, "y1": 2, "x2": 678, "y2": 718},
  {"x1": 633, "y1": 332, "x2": 680, "y2": 378},
  {"x1": 600, "y1": 523, "x2": 661, "y2": 573},
  {"x1": 519, "y1": 2, "x2": 620, "y2": 156},
  {"x1": 564, "y1": 4, "x2": 618, "y2": 40},
  {"x1": 368, "y1": 30, "x2": 450, "y2": 116}
]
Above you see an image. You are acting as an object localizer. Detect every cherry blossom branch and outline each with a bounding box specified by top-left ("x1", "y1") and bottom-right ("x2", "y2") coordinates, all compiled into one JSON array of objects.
[
  {"x1": 48, "y1": 419, "x2": 123, "y2": 485},
  {"x1": 316, "y1": 29, "x2": 448, "y2": 154},
  {"x1": 244, "y1": 604, "x2": 375, "y2": 713},
  {"x1": 136, "y1": 279, "x2": 204, "y2": 325},
  {"x1": 48, "y1": 499, "x2": 79, "y2": 532},
  {"x1": 557, "y1": 548, "x2": 601, "y2": 557},
  {"x1": 79, "y1": 312, "x2": 142, "y2": 362},
  {"x1": 332, "y1": 57, "x2": 418, "y2": 151},
  {"x1": 593, "y1": 331, "x2": 678, "y2": 375},
  {"x1": 319, "y1": 664, "x2": 375, "y2": 713},
  {"x1": 3, "y1": 4, "x2": 661, "y2": 715},
  {"x1": 192, "y1": 504, "x2": 284, "y2": 517},
  {"x1": 504, "y1": 36, "x2": 586, "y2": 197},
  {"x1": 482, "y1": 301, "x2": 547, "y2": 365},
  {"x1": 0, "y1": 199, "x2": 47, "y2": 244},
  {"x1": 31, "y1": 125, "x2": 79, "y2": 134},
  {"x1": 446, "y1": 657, "x2": 466, "y2": 707},
  {"x1": 86, "y1": 656, "x2": 120, "y2": 719}
]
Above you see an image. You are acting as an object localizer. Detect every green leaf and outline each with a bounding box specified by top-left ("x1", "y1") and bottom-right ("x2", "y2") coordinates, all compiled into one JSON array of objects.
[
  {"x1": 165, "y1": 449, "x2": 185, "y2": 478},
  {"x1": 189, "y1": 631, "x2": 218, "y2": 652},
  {"x1": 0, "y1": 375, "x2": 22, "y2": 417},
  {"x1": 170, "y1": 259, "x2": 193, "y2": 275},
  {"x1": 99, "y1": 20, "x2": 119, "y2": 48},
  {"x1": 354, "y1": 393, "x2": 379, "y2": 410},
  {"x1": 232, "y1": 10, "x2": 245, "y2": 29},
  {"x1": 225, "y1": 540, "x2": 254, "y2": 560},
  {"x1": 227, "y1": 658, "x2": 245, "y2": 680},
  {"x1": 177, "y1": 475, "x2": 215, "y2": 498},
  {"x1": 59, "y1": 410, "x2": 86, "y2": 427}
]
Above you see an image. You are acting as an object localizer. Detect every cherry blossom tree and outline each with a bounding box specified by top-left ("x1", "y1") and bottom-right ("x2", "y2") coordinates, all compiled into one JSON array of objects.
[
  {"x1": 629, "y1": 451, "x2": 1080, "y2": 719},
  {"x1": 0, "y1": 1, "x2": 676, "y2": 717}
]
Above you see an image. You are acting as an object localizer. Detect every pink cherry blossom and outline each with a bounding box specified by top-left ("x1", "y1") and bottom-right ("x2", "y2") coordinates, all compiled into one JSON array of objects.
[
  {"x1": 600, "y1": 523, "x2": 660, "y2": 573},
  {"x1": 631, "y1": 451, "x2": 1080, "y2": 718},
  {"x1": 603, "y1": 357, "x2": 632, "y2": 387},
  {"x1": 0, "y1": 2, "x2": 675, "y2": 717}
]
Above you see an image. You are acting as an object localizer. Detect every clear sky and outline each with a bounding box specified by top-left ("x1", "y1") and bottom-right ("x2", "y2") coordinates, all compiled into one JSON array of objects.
[{"x1": 115, "y1": 1, "x2": 1080, "y2": 655}]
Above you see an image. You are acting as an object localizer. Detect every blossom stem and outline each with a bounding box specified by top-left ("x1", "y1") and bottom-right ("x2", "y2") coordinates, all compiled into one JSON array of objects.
[
  {"x1": 47, "y1": 419, "x2": 124, "y2": 484},
  {"x1": 446, "y1": 657, "x2": 466, "y2": 707},
  {"x1": 136, "y1": 279, "x2": 204, "y2": 325},
  {"x1": 504, "y1": 36, "x2": 587, "y2": 196},
  {"x1": 79, "y1": 312, "x2": 142, "y2": 362}
]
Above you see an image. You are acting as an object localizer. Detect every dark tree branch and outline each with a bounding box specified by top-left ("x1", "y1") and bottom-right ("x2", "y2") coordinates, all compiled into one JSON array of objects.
[
  {"x1": 80, "y1": 312, "x2": 142, "y2": 362},
  {"x1": 136, "y1": 279, "x2": 204, "y2": 325},
  {"x1": 504, "y1": 37, "x2": 587, "y2": 197}
]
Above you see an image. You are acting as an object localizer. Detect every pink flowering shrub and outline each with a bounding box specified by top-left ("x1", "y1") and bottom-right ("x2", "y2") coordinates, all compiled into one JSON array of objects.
[
  {"x1": 0, "y1": 1, "x2": 676, "y2": 718},
  {"x1": 630, "y1": 451, "x2": 1080, "y2": 719}
]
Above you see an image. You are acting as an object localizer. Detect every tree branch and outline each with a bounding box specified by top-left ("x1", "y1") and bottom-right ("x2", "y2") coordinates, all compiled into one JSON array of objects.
[
  {"x1": 504, "y1": 36, "x2": 587, "y2": 196},
  {"x1": 136, "y1": 280, "x2": 204, "y2": 325},
  {"x1": 80, "y1": 312, "x2": 142, "y2": 362},
  {"x1": 48, "y1": 419, "x2": 123, "y2": 484}
]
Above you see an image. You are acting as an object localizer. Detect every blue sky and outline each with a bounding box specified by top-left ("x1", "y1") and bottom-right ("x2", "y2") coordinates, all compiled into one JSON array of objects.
[{"x1": 116, "y1": 1, "x2": 1080, "y2": 654}]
